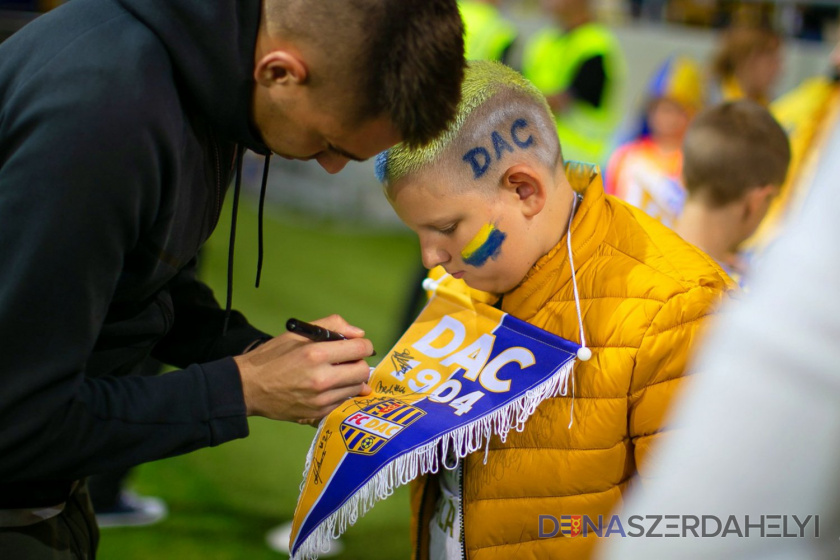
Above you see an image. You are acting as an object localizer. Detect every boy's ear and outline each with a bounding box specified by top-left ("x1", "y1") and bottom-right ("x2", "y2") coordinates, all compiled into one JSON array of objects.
[
  {"x1": 254, "y1": 50, "x2": 308, "y2": 87},
  {"x1": 743, "y1": 184, "x2": 779, "y2": 219},
  {"x1": 501, "y1": 164, "x2": 547, "y2": 218}
]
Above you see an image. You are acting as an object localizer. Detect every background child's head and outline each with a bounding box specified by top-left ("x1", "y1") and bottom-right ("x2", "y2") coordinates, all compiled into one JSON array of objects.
[
  {"x1": 376, "y1": 61, "x2": 572, "y2": 294},
  {"x1": 712, "y1": 24, "x2": 783, "y2": 102},
  {"x1": 682, "y1": 99, "x2": 790, "y2": 245},
  {"x1": 642, "y1": 56, "x2": 704, "y2": 148}
]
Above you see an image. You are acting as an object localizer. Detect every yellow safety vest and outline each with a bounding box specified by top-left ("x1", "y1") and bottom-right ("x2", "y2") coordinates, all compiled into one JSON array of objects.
[
  {"x1": 459, "y1": 1, "x2": 517, "y2": 62},
  {"x1": 522, "y1": 23, "x2": 624, "y2": 165}
]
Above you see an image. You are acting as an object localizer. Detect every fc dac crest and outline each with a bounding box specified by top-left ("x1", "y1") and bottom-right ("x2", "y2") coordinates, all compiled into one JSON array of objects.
[{"x1": 340, "y1": 398, "x2": 425, "y2": 455}]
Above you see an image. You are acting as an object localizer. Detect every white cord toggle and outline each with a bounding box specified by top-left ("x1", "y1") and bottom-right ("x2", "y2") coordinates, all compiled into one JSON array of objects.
[{"x1": 421, "y1": 273, "x2": 451, "y2": 294}]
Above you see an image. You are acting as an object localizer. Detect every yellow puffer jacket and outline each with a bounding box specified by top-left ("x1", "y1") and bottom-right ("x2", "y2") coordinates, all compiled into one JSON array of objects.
[{"x1": 411, "y1": 164, "x2": 734, "y2": 560}]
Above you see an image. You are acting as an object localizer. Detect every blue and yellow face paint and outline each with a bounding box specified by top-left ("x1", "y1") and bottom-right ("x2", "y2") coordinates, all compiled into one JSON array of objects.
[{"x1": 461, "y1": 223, "x2": 507, "y2": 267}]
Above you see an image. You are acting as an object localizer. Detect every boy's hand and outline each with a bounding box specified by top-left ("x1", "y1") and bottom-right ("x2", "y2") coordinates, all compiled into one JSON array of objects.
[{"x1": 235, "y1": 314, "x2": 374, "y2": 424}]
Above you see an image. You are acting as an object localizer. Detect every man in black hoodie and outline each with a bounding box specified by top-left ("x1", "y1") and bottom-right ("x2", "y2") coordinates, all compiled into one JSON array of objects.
[{"x1": 0, "y1": 0, "x2": 465, "y2": 555}]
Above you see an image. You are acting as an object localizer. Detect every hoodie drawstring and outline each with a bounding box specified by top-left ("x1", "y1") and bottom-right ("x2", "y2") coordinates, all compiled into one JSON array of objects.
[
  {"x1": 566, "y1": 192, "x2": 591, "y2": 429},
  {"x1": 567, "y1": 193, "x2": 590, "y2": 362},
  {"x1": 222, "y1": 145, "x2": 244, "y2": 336},
  {"x1": 223, "y1": 148, "x2": 271, "y2": 336},
  {"x1": 255, "y1": 153, "x2": 271, "y2": 288}
]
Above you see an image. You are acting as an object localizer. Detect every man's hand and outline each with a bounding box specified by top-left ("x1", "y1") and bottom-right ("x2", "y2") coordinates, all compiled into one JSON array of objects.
[{"x1": 234, "y1": 315, "x2": 374, "y2": 424}]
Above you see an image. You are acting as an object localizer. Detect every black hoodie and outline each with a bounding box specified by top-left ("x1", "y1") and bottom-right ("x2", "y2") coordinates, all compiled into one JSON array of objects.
[{"x1": 0, "y1": 0, "x2": 273, "y2": 501}]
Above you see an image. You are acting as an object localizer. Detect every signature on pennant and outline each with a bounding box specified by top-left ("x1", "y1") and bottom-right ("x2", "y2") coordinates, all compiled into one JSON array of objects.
[
  {"x1": 390, "y1": 349, "x2": 419, "y2": 381},
  {"x1": 312, "y1": 429, "x2": 333, "y2": 485}
]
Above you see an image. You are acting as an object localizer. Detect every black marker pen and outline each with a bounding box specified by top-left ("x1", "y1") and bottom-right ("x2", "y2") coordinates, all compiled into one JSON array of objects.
[
  {"x1": 286, "y1": 318, "x2": 347, "y2": 342},
  {"x1": 286, "y1": 318, "x2": 377, "y2": 357}
]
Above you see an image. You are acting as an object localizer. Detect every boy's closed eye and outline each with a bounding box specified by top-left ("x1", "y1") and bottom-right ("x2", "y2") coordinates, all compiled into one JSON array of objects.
[
  {"x1": 438, "y1": 223, "x2": 459, "y2": 236},
  {"x1": 420, "y1": 218, "x2": 460, "y2": 236}
]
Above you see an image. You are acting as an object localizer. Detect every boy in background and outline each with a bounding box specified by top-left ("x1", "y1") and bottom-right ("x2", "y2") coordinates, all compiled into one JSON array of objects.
[
  {"x1": 675, "y1": 100, "x2": 791, "y2": 285},
  {"x1": 707, "y1": 24, "x2": 783, "y2": 107},
  {"x1": 606, "y1": 55, "x2": 704, "y2": 227},
  {"x1": 376, "y1": 61, "x2": 732, "y2": 560}
]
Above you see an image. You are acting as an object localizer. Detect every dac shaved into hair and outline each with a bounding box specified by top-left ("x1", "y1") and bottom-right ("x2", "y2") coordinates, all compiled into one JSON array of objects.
[
  {"x1": 376, "y1": 61, "x2": 560, "y2": 191},
  {"x1": 264, "y1": 0, "x2": 465, "y2": 147},
  {"x1": 683, "y1": 100, "x2": 790, "y2": 207}
]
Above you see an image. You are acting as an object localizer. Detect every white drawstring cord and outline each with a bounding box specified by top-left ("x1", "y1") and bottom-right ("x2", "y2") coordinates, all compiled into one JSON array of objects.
[{"x1": 566, "y1": 193, "x2": 591, "y2": 429}]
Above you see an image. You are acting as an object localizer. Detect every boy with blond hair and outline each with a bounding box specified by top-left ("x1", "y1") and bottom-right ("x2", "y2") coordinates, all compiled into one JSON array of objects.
[
  {"x1": 675, "y1": 100, "x2": 791, "y2": 285},
  {"x1": 375, "y1": 61, "x2": 732, "y2": 560}
]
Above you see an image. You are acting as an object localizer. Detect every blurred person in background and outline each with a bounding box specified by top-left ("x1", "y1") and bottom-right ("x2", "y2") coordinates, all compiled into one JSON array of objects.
[
  {"x1": 522, "y1": 0, "x2": 625, "y2": 166},
  {"x1": 708, "y1": 23, "x2": 783, "y2": 106},
  {"x1": 597, "y1": 100, "x2": 840, "y2": 560},
  {"x1": 605, "y1": 55, "x2": 704, "y2": 227},
  {"x1": 0, "y1": 0, "x2": 465, "y2": 557},
  {"x1": 674, "y1": 100, "x2": 790, "y2": 288},
  {"x1": 741, "y1": 38, "x2": 840, "y2": 261},
  {"x1": 460, "y1": 0, "x2": 518, "y2": 65}
]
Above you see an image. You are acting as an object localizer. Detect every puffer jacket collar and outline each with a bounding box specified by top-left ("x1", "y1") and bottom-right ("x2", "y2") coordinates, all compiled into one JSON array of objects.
[{"x1": 502, "y1": 162, "x2": 608, "y2": 321}]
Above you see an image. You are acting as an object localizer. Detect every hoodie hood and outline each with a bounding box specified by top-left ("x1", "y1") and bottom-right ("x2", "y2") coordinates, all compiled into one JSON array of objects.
[{"x1": 115, "y1": 0, "x2": 270, "y2": 154}]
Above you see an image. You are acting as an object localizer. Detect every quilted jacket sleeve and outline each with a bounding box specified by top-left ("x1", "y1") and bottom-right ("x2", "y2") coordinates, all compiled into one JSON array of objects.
[{"x1": 628, "y1": 284, "x2": 728, "y2": 482}]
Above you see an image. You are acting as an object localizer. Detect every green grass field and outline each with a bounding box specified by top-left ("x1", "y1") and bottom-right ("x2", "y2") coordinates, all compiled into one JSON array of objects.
[{"x1": 98, "y1": 195, "x2": 422, "y2": 560}]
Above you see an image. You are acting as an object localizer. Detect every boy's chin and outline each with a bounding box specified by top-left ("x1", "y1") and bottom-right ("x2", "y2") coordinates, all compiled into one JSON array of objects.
[{"x1": 462, "y1": 276, "x2": 519, "y2": 296}]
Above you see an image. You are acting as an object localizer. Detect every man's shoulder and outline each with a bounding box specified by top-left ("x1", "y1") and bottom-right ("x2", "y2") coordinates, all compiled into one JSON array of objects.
[
  {"x1": 0, "y1": 6, "x2": 192, "y2": 209},
  {"x1": 2, "y1": 5, "x2": 179, "y2": 132}
]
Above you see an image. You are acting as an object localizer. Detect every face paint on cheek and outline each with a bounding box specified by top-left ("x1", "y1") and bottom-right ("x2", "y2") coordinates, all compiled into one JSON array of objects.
[{"x1": 460, "y1": 223, "x2": 507, "y2": 267}]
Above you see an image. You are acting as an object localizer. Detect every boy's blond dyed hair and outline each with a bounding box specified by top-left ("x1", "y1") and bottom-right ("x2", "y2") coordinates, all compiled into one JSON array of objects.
[{"x1": 375, "y1": 60, "x2": 554, "y2": 186}]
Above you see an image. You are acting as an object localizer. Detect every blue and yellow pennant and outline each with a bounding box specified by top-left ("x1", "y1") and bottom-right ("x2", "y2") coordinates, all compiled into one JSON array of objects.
[{"x1": 290, "y1": 275, "x2": 580, "y2": 559}]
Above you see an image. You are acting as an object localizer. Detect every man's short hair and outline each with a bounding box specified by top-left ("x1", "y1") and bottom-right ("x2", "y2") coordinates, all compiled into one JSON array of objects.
[
  {"x1": 683, "y1": 100, "x2": 790, "y2": 207},
  {"x1": 267, "y1": 0, "x2": 465, "y2": 147},
  {"x1": 376, "y1": 60, "x2": 559, "y2": 189}
]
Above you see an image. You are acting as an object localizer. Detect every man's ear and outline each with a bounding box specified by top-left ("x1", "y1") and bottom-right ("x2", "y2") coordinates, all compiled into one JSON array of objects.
[
  {"x1": 501, "y1": 164, "x2": 547, "y2": 218},
  {"x1": 254, "y1": 50, "x2": 308, "y2": 87}
]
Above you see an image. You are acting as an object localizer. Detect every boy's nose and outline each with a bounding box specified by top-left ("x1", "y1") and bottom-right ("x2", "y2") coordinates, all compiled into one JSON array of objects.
[{"x1": 421, "y1": 244, "x2": 450, "y2": 270}]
